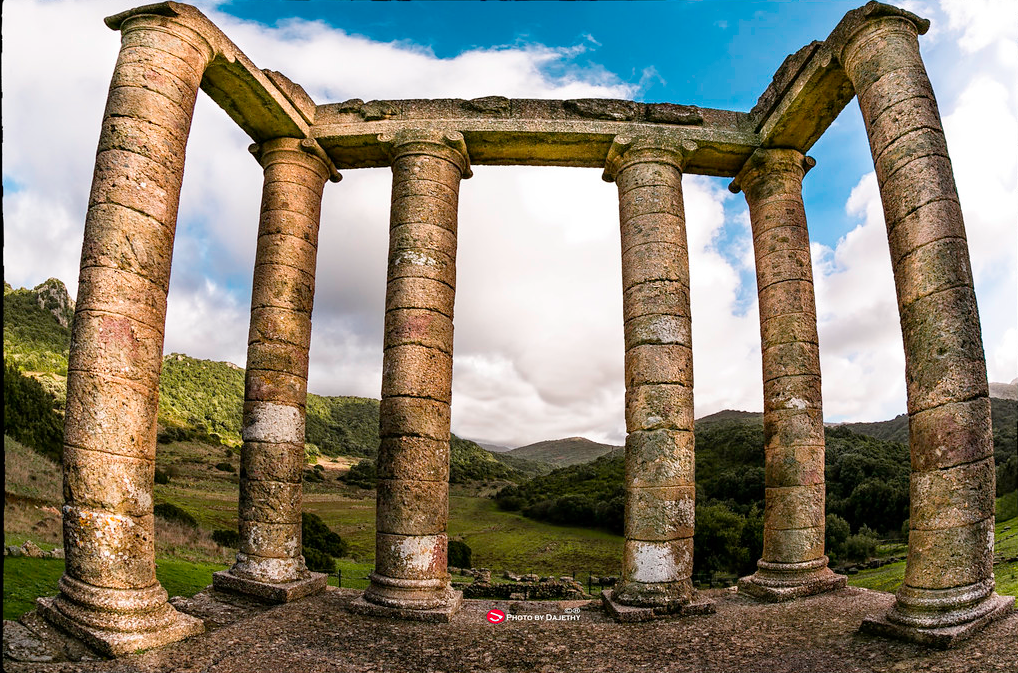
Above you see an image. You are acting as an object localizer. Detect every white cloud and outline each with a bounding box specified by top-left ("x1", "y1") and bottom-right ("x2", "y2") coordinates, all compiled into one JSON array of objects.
[{"x1": 812, "y1": 173, "x2": 906, "y2": 422}]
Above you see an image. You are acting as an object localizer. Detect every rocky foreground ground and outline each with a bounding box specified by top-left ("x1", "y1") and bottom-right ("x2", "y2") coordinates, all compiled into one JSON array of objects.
[{"x1": 4, "y1": 586, "x2": 1016, "y2": 673}]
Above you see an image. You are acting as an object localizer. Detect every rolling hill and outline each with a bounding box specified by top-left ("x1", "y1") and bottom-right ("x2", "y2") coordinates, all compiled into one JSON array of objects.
[{"x1": 507, "y1": 436, "x2": 622, "y2": 467}]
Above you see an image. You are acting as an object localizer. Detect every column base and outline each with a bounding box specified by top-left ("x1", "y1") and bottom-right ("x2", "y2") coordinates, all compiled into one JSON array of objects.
[
  {"x1": 738, "y1": 557, "x2": 846, "y2": 602},
  {"x1": 37, "y1": 596, "x2": 203, "y2": 658},
  {"x1": 601, "y1": 589, "x2": 715, "y2": 623},
  {"x1": 861, "y1": 593, "x2": 1014, "y2": 649},
  {"x1": 211, "y1": 570, "x2": 327, "y2": 604},
  {"x1": 350, "y1": 590, "x2": 463, "y2": 623}
]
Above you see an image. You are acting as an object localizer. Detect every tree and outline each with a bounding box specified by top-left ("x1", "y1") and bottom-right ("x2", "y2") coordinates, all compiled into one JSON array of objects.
[
  {"x1": 693, "y1": 502, "x2": 748, "y2": 581},
  {"x1": 3, "y1": 362, "x2": 63, "y2": 462}
]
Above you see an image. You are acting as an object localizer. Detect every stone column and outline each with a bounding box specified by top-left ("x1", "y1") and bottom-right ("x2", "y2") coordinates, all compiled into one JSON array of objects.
[
  {"x1": 731, "y1": 148, "x2": 846, "y2": 601},
  {"x1": 353, "y1": 130, "x2": 470, "y2": 621},
  {"x1": 212, "y1": 138, "x2": 338, "y2": 603},
  {"x1": 833, "y1": 4, "x2": 1014, "y2": 644},
  {"x1": 600, "y1": 137, "x2": 712, "y2": 621},
  {"x1": 38, "y1": 10, "x2": 212, "y2": 656}
]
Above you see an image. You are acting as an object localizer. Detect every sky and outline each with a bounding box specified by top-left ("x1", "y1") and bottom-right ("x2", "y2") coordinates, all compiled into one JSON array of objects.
[{"x1": 3, "y1": 0, "x2": 1015, "y2": 448}]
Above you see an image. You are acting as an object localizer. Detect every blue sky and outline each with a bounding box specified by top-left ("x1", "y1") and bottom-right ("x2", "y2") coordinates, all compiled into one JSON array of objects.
[{"x1": 3, "y1": 0, "x2": 1015, "y2": 446}]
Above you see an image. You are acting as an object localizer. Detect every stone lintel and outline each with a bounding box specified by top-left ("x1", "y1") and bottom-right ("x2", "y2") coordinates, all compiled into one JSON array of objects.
[
  {"x1": 313, "y1": 113, "x2": 758, "y2": 177},
  {"x1": 752, "y1": 42, "x2": 854, "y2": 152},
  {"x1": 737, "y1": 571, "x2": 847, "y2": 603},
  {"x1": 36, "y1": 596, "x2": 204, "y2": 658},
  {"x1": 211, "y1": 570, "x2": 327, "y2": 604},
  {"x1": 600, "y1": 590, "x2": 714, "y2": 623},
  {"x1": 752, "y1": 2, "x2": 930, "y2": 153},
  {"x1": 349, "y1": 591, "x2": 463, "y2": 623},
  {"x1": 860, "y1": 594, "x2": 1014, "y2": 649}
]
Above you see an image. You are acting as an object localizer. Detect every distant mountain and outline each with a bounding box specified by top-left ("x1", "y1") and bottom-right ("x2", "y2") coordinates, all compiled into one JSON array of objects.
[
  {"x1": 843, "y1": 398, "x2": 1016, "y2": 447},
  {"x1": 472, "y1": 439, "x2": 515, "y2": 453},
  {"x1": 696, "y1": 409, "x2": 763, "y2": 427},
  {"x1": 507, "y1": 437, "x2": 622, "y2": 467},
  {"x1": 990, "y1": 379, "x2": 1017, "y2": 401}
]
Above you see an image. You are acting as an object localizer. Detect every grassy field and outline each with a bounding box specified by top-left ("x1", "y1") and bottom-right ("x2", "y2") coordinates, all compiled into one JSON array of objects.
[
  {"x1": 6, "y1": 435, "x2": 1014, "y2": 623},
  {"x1": 2, "y1": 554, "x2": 228, "y2": 621}
]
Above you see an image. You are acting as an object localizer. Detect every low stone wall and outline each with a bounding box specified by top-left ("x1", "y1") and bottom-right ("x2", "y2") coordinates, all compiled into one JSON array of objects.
[{"x1": 457, "y1": 577, "x2": 589, "y2": 601}]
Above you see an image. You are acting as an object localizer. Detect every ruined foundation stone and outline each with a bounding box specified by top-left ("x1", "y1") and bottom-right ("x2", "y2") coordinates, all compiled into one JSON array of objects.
[
  {"x1": 353, "y1": 130, "x2": 471, "y2": 621},
  {"x1": 49, "y1": 0, "x2": 1011, "y2": 652},
  {"x1": 731, "y1": 148, "x2": 846, "y2": 602},
  {"x1": 212, "y1": 138, "x2": 338, "y2": 603},
  {"x1": 601, "y1": 137, "x2": 707, "y2": 618}
]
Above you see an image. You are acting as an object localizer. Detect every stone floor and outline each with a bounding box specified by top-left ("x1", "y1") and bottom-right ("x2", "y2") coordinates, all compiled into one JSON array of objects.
[{"x1": 4, "y1": 586, "x2": 1016, "y2": 672}]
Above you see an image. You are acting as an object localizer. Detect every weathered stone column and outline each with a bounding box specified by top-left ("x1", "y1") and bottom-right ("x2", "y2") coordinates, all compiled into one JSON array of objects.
[
  {"x1": 600, "y1": 137, "x2": 712, "y2": 621},
  {"x1": 730, "y1": 148, "x2": 846, "y2": 601},
  {"x1": 38, "y1": 9, "x2": 212, "y2": 656},
  {"x1": 212, "y1": 138, "x2": 339, "y2": 603},
  {"x1": 353, "y1": 130, "x2": 470, "y2": 621},
  {"x1": 832, "y1": 3, "x2": 1014, "y2": 645}
]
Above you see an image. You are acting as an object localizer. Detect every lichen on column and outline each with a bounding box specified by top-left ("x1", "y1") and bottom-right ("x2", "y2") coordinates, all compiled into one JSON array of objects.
[
  {"x1": 731, "y1": 148, "x2": 846, "y2": 602},
  {"x1": 212, "y1": 138, "x2": 338, "y2": 603},
  {"x1": 602, "y1": 136, "x2": 704, "y2": 614},
  {"x1": 831, "y1": 2, "x2": 1014, "y2": 641},
  {"x1": 39, "y1": 8, "x2": 213, "y2": 656},
  {"x1": 358, "y1": 129, "x2": 470, "y2": 618}
]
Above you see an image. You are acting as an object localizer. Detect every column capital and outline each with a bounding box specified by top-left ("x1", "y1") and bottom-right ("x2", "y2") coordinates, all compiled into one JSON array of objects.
[
  {"x1": 602, "y1": 135, "x2": 696, "y2": 183},
  {"x1": 729, "y1": 148, "x2": 815, "y2": 195},
  {"x1": 248, "y1": 138, "x2": 342, "y2": 182},
  {"x1": 378, "y1": 129, "x2": 472, "y2": 179},
  {"x1": 105, "y1": 3, "x2": 216, "y2": 64},
  {"x1": 828, "y1": 1, "x2": 929, "y2": 68}
]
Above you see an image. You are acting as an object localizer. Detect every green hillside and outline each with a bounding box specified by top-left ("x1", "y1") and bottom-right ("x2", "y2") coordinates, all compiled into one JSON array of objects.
[
  {"x1": 497, "y1": 417, "x2": 1013, "y2": 539},
  {"x1": 507, "y1": 436, "x2": 621, "y2": 467},
  {"x1": 158, "y1": 354, "x2": 520, "y2": 484}
]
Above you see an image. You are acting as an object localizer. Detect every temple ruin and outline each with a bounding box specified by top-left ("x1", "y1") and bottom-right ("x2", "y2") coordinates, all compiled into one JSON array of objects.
[{"x1": 42, "y1": 0, "x2": 1013, "y2": 656}]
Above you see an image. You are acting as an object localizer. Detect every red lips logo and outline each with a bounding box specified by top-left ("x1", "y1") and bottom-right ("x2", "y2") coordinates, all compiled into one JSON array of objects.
[{"x1": 486, "y1": 609, "x2": 506, "y2": 624}]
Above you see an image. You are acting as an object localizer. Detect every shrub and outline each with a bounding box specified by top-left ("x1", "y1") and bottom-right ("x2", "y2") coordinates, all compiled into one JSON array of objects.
[
  {"x1": 302, "y1": 512, "x2": 348, "y2": 558},
  {"x1": 304, "y1": 464, "x2": 325, "y2": 483},
  {"x1": 214, "y1": 461, "x2": 235, "y2": 473},
  {"x1": 303, "y1": 546, "x2": 335, "y2": 574},
  {"x1": 842, "y1": 526, "x2": 879, "y2": 562},
  {"x1": 448, "y1": 539, "x2": 472, "y2": 568},
  {"x1": 212, "y1": 529, "x2": 240, "y2": 548},
  {"x1": 155, "y1": 469, "x2": 171, "y2": 485},
  {"x1": 997, "y1": 455, "x2": 1017, "y2": 497},
  {"x1": 153, "y1": 502, "x2": 198, "y2": 528},
  {"x1": 342, "y1": 459, "x2": 377, "y2": 489}
]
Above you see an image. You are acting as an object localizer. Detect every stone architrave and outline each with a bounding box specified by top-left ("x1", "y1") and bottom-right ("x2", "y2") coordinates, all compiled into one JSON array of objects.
[
  {"x1": 831, "y1": 4, "x2": 1014, "y2": 646},
  {"x1": 37, "y1": 10, "x2": 212, "y2": 656},
  {"x1": 731, "y1": 148, "x2": 846, "y2": 602},
  {"x1": 599, "y1": 137, "x2": 713, "y2": 621},
  {"x1": 212, "y1": 138, "x2": 339, "y2": 603},
  {"x1": 351, "y1": 129, "x2": 471, "y2": 622}
]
